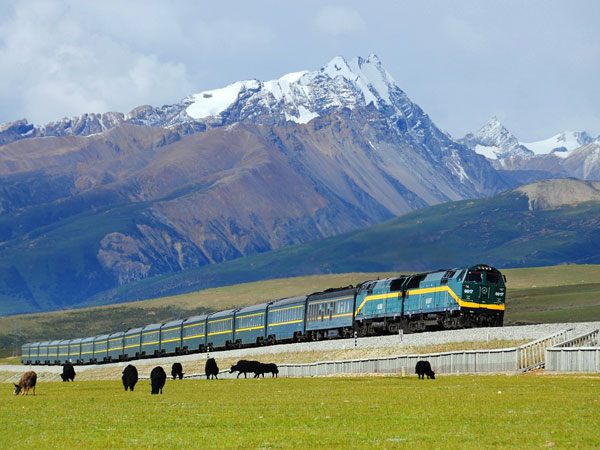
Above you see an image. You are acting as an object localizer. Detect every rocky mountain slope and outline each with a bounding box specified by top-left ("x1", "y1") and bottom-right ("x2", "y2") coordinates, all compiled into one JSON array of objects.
[
  {"x1": 0, "y1": 54, "x2": 517, "y2": 314},
  {"x1": 90, "y1": 178, "x2": 600, "y2": 306}
]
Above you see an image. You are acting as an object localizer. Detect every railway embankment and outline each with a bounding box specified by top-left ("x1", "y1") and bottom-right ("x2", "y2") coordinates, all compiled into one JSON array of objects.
[{"x1": 2, "y1": 322, "x2": 599, "y2": 383}]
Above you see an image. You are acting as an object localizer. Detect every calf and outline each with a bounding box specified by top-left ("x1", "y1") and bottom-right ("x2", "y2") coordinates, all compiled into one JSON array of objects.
[
  {"x1": 150, "y1": 366, "x2": 166, "y2": 394},
  {"x1": 13, "y1": 371, "x2": 37, "y2": 396},
  {"x1": 230, "y1": 360, "x2": 261, "y2": 378},
  {"x1": 415, "y1": 360, "x2": 435, "y2": 380},
  {"x1": 205, "y1": 358, "x2": 219, "y2": 379},
  {"x1": 122, "y1": 364, "x2": 138, "y2": 391},
  {"x1": 258, "y1": 363, "x2": 279, "y2": 378},
  {"x1": 60, "y1": 362, "x2": 76, "y2": 382},
  {"x1": 171, "y1": 362, "x2": 184, "y2": 380}
]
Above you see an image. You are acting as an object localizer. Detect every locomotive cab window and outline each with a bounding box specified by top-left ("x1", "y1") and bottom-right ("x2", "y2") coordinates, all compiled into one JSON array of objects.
[
  {"x1": 465, "y1": 271, "x2": 482, "y2": 282},
  {"x1": 484, "y1": 271, "x2": 501, "y2": 284}
]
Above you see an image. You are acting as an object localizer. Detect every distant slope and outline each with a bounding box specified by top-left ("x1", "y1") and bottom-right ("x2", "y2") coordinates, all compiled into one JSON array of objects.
[{"x1": 92, "y1": 178, "x2": 600, "y2": 305}]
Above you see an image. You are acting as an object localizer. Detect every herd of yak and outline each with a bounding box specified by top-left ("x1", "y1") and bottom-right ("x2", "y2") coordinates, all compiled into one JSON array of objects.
[{"x1": 13, "y1": 359, "x2": 435, "y2": 396}]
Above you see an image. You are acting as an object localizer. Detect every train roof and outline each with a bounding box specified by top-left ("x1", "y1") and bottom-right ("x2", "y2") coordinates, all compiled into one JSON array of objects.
[
  {"x1": 269, "y1": 295, "x2": 306, "y2": 308},
  {"x1": 108, "y1": 331, "x2": 125, "y2": 338},
  {"x1": 125, "y1": 327, "x2": 143, "y2": 335},
  {"x1": 183, "y1": 315, "x2": 208, "y2": 324},
  {"x1": 94, "y1": 334, "x2": 110, "y2": 341},
  {"x1": 58, "y1": 339, "x2": 72, "y2": 344},
  {"x1": 49, "y1": 339, "x2": 61, "y2": 345},
  {"x1": 81, "y1": 336, "x2": 95, "y2": 344},
  {"x1": 236, "y1": 302, "x2": 270, "y2": 314},
  {"x1": 161, "y1": 319, "x2": 183, "y2": 328},
  {"x1": 142, "y1": 323, "x2": 162, "y2": 332},
  {"x1": 69, "y1": 338, "x2": 83, "y2": 344},
  {"x1": 208, "y1": 309, "x2": 236, "y2": 319}
]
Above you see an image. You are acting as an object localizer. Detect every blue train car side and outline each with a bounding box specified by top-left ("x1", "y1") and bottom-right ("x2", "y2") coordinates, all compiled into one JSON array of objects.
[
  {"x1": 80, "y1": 337, "x2": 95, "y2": 364},
  {"x1": 123, "y1": 328, "x2": 142, "y2": 360},
  {"x1": 68, "y1": 338, "x2": 83, "y2": 364},
  {"x1": 235, "y1": 303, "x2": 269, "y2": 347},
  {"x1": 141, "y1": 324, "x2": 162, "y2": 357},
  {"x1": 107, "y1": 332, "x2": 124, "y2": 362},
  {"x1": 266, "y1": 296, "x2": 307, "y2": 343},
  {"x1": 93, "y1": 334, "x2": 109, "y2": 364},
  {"x1": 207, "y1": 310, "x2": 235, "y2": 350},
  {"x1": 305, "y1": 287, "x2": 355, "y2": 339},
  {"x1": 57, "y1": 339, "x2": 71, "y2": 364},
  {"x1": 182, "y1": 315, "x2": 207, "y2": 353},
  {"x1": 160, "y1": 320, "x2": 183, "y2": 355},
  {"x1": 21, "y1": 343, "x2": 31, "y2": 365}
]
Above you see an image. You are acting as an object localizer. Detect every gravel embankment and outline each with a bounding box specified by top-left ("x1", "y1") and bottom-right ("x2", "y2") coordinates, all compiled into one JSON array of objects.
[{"x1": 1, "y1": 322, "x2": 598, "y2": 383}]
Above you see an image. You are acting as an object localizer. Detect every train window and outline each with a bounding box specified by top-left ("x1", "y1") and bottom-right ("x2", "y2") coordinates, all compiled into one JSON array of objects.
[
  {"x1": 485, "y1": 272, "x2": 500, "y2": 284},
  {"x1": 458, "y1": 269, "x2": 466, "y2": 281},
  {"x1": 390, "y1": 277, "x2": 405, "y2": 292},
  {"x1": 465, "y1": 271, "x2": 482, "y2": 282},
  {"x1": 406, "y1": 275, "x2": 425, "y2": 289}
]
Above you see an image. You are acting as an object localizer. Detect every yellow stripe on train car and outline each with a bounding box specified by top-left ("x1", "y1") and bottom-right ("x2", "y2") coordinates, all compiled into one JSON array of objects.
[
  {"x1": 183, "y1": 334, "x2": 205, "y2": 340},
  {"x1": 354, "y1": 286, "x2": 505, "y2": 315}
]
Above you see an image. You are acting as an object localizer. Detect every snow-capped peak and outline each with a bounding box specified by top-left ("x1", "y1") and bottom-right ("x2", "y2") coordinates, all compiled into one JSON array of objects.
[
  {"x1": 183, "y1": 53, "x2": 401, "y2": 125},
  {"x1": 460, "y1": 117, "x2": 531, "y2": 161}
]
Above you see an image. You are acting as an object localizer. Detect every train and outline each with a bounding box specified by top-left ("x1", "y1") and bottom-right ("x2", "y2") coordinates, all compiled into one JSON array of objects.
[{"x1": 21, "y1": 264, "x2": 506, "y2": 365}]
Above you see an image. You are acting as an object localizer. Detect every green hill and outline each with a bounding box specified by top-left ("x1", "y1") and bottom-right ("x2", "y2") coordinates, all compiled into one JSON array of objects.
[{"x1": 93, "y1": 187, "x2": 600, "y2": 305}]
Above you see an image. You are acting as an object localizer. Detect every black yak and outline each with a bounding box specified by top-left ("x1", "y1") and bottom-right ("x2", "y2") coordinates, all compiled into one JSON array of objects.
[
  {"x1": 205, "y1": 358, "x2": 219, "y2": 379},
  {"x1": 415, "y1": 360, "x2": 435, "y2": 380},
  {"x1": 122, "y1": 364, "x2": 138, "y2": 391},
  {"x1": 150, "y1": 366, "x2": 166, "y2": 394}
]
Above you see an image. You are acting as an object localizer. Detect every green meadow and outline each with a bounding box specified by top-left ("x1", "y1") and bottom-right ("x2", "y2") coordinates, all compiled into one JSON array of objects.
[{"x1": 2, "y1": 375, "x2": 599, "y2": 448}]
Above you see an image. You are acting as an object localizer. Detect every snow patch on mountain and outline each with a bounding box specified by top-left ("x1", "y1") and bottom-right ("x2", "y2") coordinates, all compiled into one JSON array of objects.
[
  {"x1": 522, "y1": 131, "x2": 594, "y2": 158},
  {"x1": 186, "y1": 80, "x2": 260, "y2": 119}
]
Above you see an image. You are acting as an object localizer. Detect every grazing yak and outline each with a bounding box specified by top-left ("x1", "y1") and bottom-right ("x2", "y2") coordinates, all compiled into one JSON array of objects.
[
  {"x1": 13, "y1": 371, "x2": 37, "y2": 396},
  {"x1": 258, "y1": 363, "x2": 279, "y2": 378},
  {"x1": 60, "y1": 362, "x2": 76, "y2": 382},
  {"x1": 230, "y1": 360, "x2": 262, "y2": 378},
  {"x1": 415, "y1": 361, "x2": 435, "y2": 380},
  {"x1": 171, "y1": 362, "x2": 184, "y2": 380},
  {"x1": 122, "y1": 365, "x2": 138, "y2": 391},
  {"x1": 150, "y1": 366, "x2": 166, "y2": 394},
  {"x1": 205, "y1": 358, "x2": 219, "y2": 379}
]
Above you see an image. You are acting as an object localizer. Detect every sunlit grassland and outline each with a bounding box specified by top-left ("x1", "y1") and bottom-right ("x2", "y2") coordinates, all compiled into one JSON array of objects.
[{"x1": 1, "y1": 375, "x2": 599, "y2": 448}]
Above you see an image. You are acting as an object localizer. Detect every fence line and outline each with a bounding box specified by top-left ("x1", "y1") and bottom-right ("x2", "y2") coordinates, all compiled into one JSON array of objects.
[
  {"x1": 545, "y1": 329, "x2": 600, "y2": 373},
  {"x1": 267, "y1": 329, "x2": 573, "y2": 378},
  {"x1": 516, "y1": 328, "x2": 573, "y2": 371},
  {"x1": 552, "y1": 329, "x2": 598, "y2": 348}
]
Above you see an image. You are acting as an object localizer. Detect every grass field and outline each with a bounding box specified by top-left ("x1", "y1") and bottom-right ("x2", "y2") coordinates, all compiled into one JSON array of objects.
[
  {"x1": 2, "y1": 265, "x2": 600, "y2": 357},
  {"x1": 2, "y1": 375, "x2": 599, "y2": 448}
]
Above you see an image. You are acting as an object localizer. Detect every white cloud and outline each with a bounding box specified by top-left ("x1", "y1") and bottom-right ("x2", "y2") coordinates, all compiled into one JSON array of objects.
[
  {"x1": 0, "y1": 0, "x2": 194, "y2": 124},
  {"x1": 0, "y1": 0, "x2": 277, "y2": 125},
  {"x1": 315, "y1": 6, "x2": 366, "y2": 36}
]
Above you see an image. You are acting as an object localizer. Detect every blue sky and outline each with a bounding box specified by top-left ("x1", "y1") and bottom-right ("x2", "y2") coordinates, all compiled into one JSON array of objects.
[{"x1": 0, "y1": 0, "x2": 598, "y2": 141}]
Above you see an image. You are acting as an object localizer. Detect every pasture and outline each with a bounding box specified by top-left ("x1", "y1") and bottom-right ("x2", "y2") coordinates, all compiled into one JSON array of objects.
[{"x1": 2, "y1": 375, "x2": 599, "y2": 448}]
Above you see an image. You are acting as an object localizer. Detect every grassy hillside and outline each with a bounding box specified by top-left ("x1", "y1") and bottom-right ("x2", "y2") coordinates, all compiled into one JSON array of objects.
[
  {"x1": 2, "y1": 265, "x2": 600, "y2": 357},
  {"x1": 92, "y1": 190, "x2": 600, "y2": 306},
  {"x1": 4, "y1": 182, "x2": 600, "y2": 315}
]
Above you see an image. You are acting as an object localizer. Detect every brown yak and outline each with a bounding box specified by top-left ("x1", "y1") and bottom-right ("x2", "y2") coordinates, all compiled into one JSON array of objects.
[{"x1": 13, "y1": 371, "x2": 37, "y2": 396}]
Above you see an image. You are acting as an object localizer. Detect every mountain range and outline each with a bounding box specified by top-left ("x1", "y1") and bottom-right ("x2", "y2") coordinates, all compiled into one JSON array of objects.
[
  {"x1": 0, "y1": 54, "x2": 598, "y2": 315},
  {"x1": 461, "y1": 117, "x2": 600, "y2": 178}
]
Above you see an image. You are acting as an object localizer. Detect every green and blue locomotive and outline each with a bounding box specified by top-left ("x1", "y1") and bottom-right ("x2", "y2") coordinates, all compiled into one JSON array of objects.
[{"x1": 21, "y1": 264, "x2": 506, "y2": 365}]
